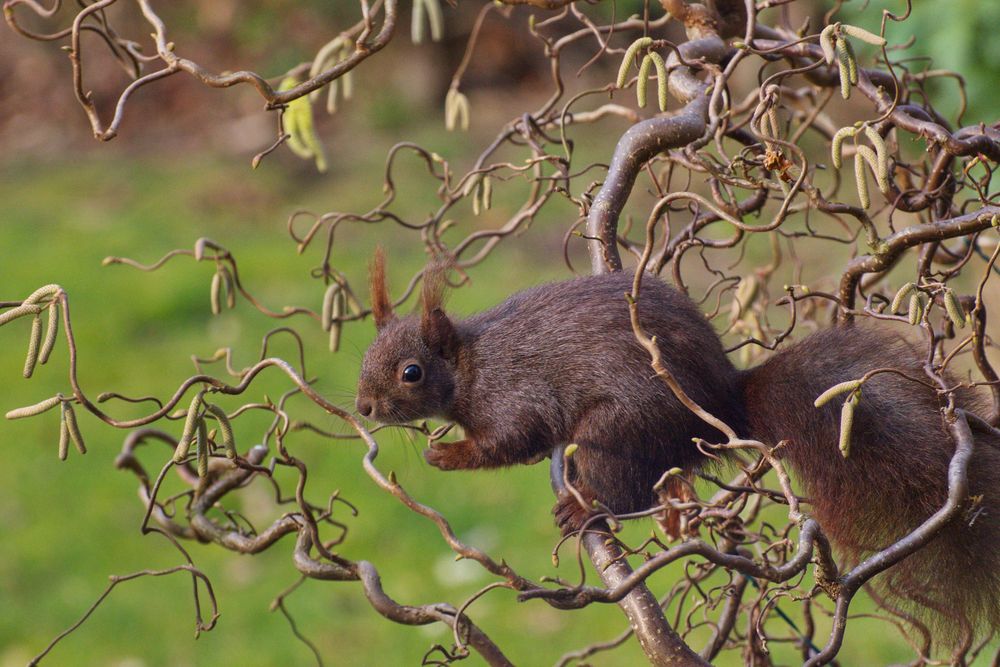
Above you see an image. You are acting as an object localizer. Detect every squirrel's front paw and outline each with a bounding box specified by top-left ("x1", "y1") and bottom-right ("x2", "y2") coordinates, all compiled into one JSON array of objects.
[{"x1": 424, "y1": 439, "x2": 476, "y2": 471}]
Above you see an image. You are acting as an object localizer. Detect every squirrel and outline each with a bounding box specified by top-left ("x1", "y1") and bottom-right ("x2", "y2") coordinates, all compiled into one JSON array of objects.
[{"x1": 355, "y1": 251, "x2": 1000, "y2": 640}]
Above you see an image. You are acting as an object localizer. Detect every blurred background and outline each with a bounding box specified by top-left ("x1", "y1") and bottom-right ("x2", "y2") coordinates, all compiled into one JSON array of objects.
[{"x1": 1, "y1": 1, "x2": 999, "y2": 665}]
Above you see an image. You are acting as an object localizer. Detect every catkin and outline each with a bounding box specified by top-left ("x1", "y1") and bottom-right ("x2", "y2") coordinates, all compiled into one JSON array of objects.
[
  {"x1": 39, "y1": 301, "x2": 59, "y2": 365},
  {"x1": 908, "y1": 293, "x2": 924, "y2": 325},
  {"x1": 221, "y1": 267, "x2": 236, "y2": 309},
  {"x1": 858, "y1": 138, "x2": 890, "y2": 193},
  {"x1": 943, "y1": 289, "x2": 966, "y2": 329},
  {"x1": 196, "y1": 421, "x2": 209, "y2": 478},
  {"x1": 342, "y1": 67, "x2": 354, "y2": 101},
  {"x1": 844, "y1": 38, "x2": 858, "y2": 85},
  {"x1": 23, "y1": 314, "x2": 42, "y2": 378},
  {"x1": 0, "y1": 302, "x2": 44, "y2": 327},
  {"x1": 864, "y1": 125, "x2": 888, "y2": 170},
  {"x1": 831, "y1": 126, "x2": 857, "y2": 169},
  {"x1": 329, "y1": 290, "x2": 344, "y2": 352},
  {"x1": 647, "y1": 51, "x2": 668, "y2": 112},
  {"x1": 411, "y1": 0, "x2": 426, "y2": 44},
  {"x1": 820, "y1": 24, "x2": 838, "y2": 65},
  {"x1": 6, "y1": 394, "x2": 62, "y2": 420},
  {"x1": 814, "y1": 379, "x2": 863, "y2": 408},
  {"x1": 210, "y1": 271, "x2": 223, "y2": 315},
  {"x1": 840, "y1": 23, "x2": 887, "y2": 46},
  {"x1": 321, "y1": 282, "x2": 340, "y2": 332},
  {"x1": 854, "y1": 153, "x2": 870, "y2": 209},
  {"x1": 205, "y1": 404, "x2": 237, "y2": 459},
  {"x1": 838, "y1": 393, "x2": 859, "y2": 458},
  {"x1": 890, "y1": 282, "x2": 915, "y2": 314},
  {"x1": 636, "y1": 54, "x2": 654, "y2": 108},
  {"x1": 173, "y1": 393, "x2": 203, "y2": 463},
  {"x1": 454, "y1": 92, "x2": 470, "y2": 131},
  {"x1": 424, "y1": 0, "x2": 443, "y2": 42},
  {"x1": 63, "y1": 403, "x2": 86, "y2": 455},
  {"x1": 856, "y1": 145, "x2": 886, "y2": 195},
  {"x1": 837, "y1": 37, "x2": 853, "y2": 99},
  {"x1": 57, "y1": 408, "x2": 69, "y2": 461},
  {"x1": 617, "y1": 37, "x2": 653, "y2": 88}
]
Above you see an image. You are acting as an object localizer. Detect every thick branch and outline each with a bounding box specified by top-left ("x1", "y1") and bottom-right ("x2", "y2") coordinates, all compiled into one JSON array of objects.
[
  {"x1": 548, "y1": 447, "x2": 709, "y2": 666},
  {"x1": 587, "y1": 36, "x2": 731, "y2": 274}
]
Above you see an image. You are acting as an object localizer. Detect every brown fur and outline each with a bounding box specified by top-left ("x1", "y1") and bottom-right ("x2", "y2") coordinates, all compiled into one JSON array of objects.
[
  {"x1": 356, "y1": 268, "x2": 1000, "y2": 646},
  {"x1": 743, "y1": 326, "x2": 1000, "y2": 643}
]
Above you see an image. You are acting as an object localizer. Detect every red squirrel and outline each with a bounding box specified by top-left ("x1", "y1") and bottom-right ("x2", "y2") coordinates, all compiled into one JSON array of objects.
[{"x1": 355, "y1": 252, "x2": 1000, "y2": 637}]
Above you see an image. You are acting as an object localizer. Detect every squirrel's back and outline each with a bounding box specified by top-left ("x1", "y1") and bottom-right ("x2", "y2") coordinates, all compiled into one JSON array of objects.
[{"x1": 743, "y1": 325, "x2": 1000, "y2": 639}]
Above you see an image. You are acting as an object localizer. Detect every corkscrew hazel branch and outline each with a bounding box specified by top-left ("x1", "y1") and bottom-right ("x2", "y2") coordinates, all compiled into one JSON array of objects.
[{"x1": 840, "y1": 206, "x2": 1000, "y2": 317}]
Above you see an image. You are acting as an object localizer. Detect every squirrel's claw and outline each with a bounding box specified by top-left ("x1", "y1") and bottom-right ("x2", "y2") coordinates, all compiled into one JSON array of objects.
[{"x1": 553, "y1": 492, "x2": 597, "y2": 536}]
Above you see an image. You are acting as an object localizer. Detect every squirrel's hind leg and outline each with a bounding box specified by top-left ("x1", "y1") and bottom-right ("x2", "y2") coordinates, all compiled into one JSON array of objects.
[
  {"x1": 552, "y1": 484, "x2": 600, "y2": 536},
  {"x1": 551, "y1": 446, "x2": 660, "y2": 535}
]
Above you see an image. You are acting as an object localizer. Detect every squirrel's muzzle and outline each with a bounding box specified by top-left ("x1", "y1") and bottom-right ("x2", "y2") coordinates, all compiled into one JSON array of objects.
[{"x1": 356, "y1": 397, "x2": 374, "y2": 418}]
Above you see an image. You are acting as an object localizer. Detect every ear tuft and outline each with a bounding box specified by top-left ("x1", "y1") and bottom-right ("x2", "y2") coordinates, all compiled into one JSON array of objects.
[
  {"x1": 421, "y1": 263, "x2": 448, "y2": 317},
  {"x1": 422, "y1": 307, "x2": 459, "y2": 359},
  {"x1": 370, "y1": 246, "x2": 395, "y2": 330}
]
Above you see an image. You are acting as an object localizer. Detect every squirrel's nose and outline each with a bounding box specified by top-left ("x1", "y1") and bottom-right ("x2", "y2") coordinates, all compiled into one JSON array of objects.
[{"x1": 356, "y1": 397, "x2": 374, "y2": 417}]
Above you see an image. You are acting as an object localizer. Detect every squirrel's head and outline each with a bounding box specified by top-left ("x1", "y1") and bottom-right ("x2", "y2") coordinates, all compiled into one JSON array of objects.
[{"x1": 355, "y1": 250, "x2": 459, "y2": 424}]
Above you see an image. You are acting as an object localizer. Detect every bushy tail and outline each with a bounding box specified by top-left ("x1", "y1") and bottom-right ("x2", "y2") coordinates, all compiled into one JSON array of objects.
[{"x1": 742, "y1": 325, "x2": 1000, "y2": 646}]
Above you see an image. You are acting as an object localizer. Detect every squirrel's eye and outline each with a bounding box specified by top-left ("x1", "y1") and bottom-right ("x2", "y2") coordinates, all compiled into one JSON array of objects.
[{"x1": 401, "y1": 364, "x2": 423, "y2": 383}]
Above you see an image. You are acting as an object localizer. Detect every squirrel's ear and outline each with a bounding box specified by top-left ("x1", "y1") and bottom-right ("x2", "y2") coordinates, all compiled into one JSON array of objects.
[
  {"x1": 370, "y1": 246, "x2": 395, "y2": 330},
  {"x1": 421, "y1": 266, "x2": 457, "y2": 356},
  {"x1": 422, "y1": 307, "x2": 459, "y2": 359}
]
